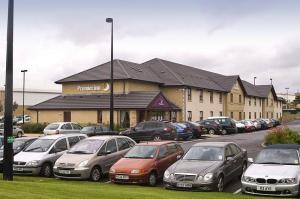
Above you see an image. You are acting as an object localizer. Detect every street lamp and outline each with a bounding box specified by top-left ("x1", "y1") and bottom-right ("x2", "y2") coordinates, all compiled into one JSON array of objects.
[
  {"x1": 106, "y1": 17, "x2": 114, "y2": 131},
  {"x1": 253, "y1": 77, "x2": 257, "y2": 85},
  {"x1": 21, "y1": 69, "x2": 28, "y2": 124},
  {"x1": 285, "y1": 87, "x2": 289, "y2": 109},
  {"x1": 270, "y1": 78, "x2": 273, "y2": 85}
]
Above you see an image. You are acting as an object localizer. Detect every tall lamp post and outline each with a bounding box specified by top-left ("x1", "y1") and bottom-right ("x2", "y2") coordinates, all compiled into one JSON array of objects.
[
  {"x1": 3, "y1": 0, "x2": 14, "y2": 181},
  {"x1": 106, "y1": 18, "x2": 114, "y2": 131},
  {"x1": 21, "y1": 70, "x2": 28, "y2": 124},
  {"x1": 270, "y1": 78, "x2": 273, "y2": 85},
  {"x1": 253, "y1": 77, "x2": 257, "y2": 85},
  {"x1": 285, "y1": 87, "x2": 289, "y2": 109}
]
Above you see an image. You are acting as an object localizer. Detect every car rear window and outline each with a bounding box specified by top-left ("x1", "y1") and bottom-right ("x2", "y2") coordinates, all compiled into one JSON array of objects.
[{"x1": 45, "y1": 123, "x2": 59, "y2": 130}]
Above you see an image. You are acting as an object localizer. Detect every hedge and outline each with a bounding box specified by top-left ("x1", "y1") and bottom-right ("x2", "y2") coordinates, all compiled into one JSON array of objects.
[
  {"x1": 21, "y1": 123, "x2": 48, "y2": 134},
  {"x1": 265, "y1": 127, "x2": 300, "y2": 145}
]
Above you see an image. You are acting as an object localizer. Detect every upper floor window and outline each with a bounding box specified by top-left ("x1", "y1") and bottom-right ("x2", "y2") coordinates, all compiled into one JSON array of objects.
[
  {"x1": 259, "y1": 99, "x2": 262, "y2": 106},
  {"x1": 254, "y1": 97, "x2": 257, "y2": 106},
  {"x1": 249, "y1": 97, "x2": 251, "y2": 106},
  {"x1": 209, "y1": 91, "x2": 214, "y2": 103},
  {"x1": 187, "y1": 88, "x2": 192, "y2": 101},
  {"x1": 219, "y1": 93, "x2": 223, "y2": 104},
  {"x1": 239, "y1": 95, "x2": 242, "y2": 103},
  {"x1": 267, "y1": 99, "x2": 269, "y2": 106},
  {"x1": 230, "y1": 93, "x2": 233, "y2": 103},
  {"x1": 199, "y1": 89, "x2": 203, "y2": 102},
  {"x1": 187, "y1": 111, "x2": 192, "y2": 121}
]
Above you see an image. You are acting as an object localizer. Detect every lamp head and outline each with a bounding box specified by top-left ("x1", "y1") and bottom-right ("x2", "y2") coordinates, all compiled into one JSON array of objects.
[{"x1": 106, "y1": 18, "x2": 113, "y2": 23}]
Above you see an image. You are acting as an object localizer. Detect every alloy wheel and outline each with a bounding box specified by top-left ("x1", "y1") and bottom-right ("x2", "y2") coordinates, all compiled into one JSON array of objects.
[
  {"x1": 91, "y1": 167, "x2": 101, "y2": 181},
  {"x1": 217, "y1": 176, "x2": 224, "y2": 192},
  {"x1": 208, "y1": 129, "x2": 215, "y2": 135},
  {"x1": 153, "y1": 135, "x2": 161, "y2": 141},
  {"x1": 148, "y1": 173, "x2": 157, "y2": 186}
]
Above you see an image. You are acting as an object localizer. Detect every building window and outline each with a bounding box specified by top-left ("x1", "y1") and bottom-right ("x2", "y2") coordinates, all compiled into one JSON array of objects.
[
  {"x1": 230, "y1": 112, "x2": 233, "y2": 118},
  {"x1": 267, "y1": 99, "x2": 269, "y2": 106},
  {"x1": 230, "y1": 93, "x2": 233, "y2": 103},
  {"x1": 199, "y1": 111, "x2": 203, "y2": 121},
  {"x1": 239, "y1": 95, "x2": 242, "y2": 103},
  {"x1": 254, "y1": 97, "x2": 257, "y2": 106},
  {"x1": 276, "y1": 113, "x2": 279, "y2": 119},
  {"x1": 199, "y1": 89, "x2": 203, "y2": 102},
  {"x1": 259, "y1": 99, "x2": 262, "y2": 106},
  {"x1": 271, "y1": 99, "x2": 273, "y2": 106},
  {"x1": 271, "y1": 112, "x2": 274, "y2": 118},
  {"x1": 63, "y1": 111, "x2": 71, "y2": 122},
  {"x1": 260, "y1": 112, "x2": 262, "y2": 118},
  {"x1": 187, "y1": 88, "x2": 192, "y2": 101},
  {"x1": 276, "y1": 101, "x2": 278, "y2": 108},
  {"x1": 219, "y1": 93, "x2": 222, "y2": 104},
  {"x1": 249, "y1": 97, "x2": 251, "y2": 106},
  {"x1": 210, "y1": 111, "x2": 213, "y2": 117},
  {"x1": 120, "y1": 111, "x2": 130, "y2": 128},
  {"x1": 210, "y1": 91, "x2": 214, "y2": 103},
  {"x1": 249, "y1": 112, "x2": 251, "y2": 119},
  {"x1": 243, "y1": 112, "x2": 245, "y2": 119},
  {"x1": 187, "y1": 111, "x2": 192, "y2": 121},
  {"x1": 171, "y1": 111, "x2": 177, "y2": 122},
  {"x1": 280, "y1": 113, "x2": 282, "y2": 118},
  {"x1": 267, "y1": 112, "x2": 269, "y2": 118},
  {"x1": 280, "y1": 102, "x2": 282, "y2": 108},
  {"x1": 219, "y1": 111, "x2": 223, "y2": 116},
  {"x1": 239, "y1": 112, "x2": 242, "y2": 120},
  {"x1": 97, "y1": 110, "x2": 102, "y2": 123},
  {"x1": 254, "y1": 112, "x2": 257, "y2": 119}
]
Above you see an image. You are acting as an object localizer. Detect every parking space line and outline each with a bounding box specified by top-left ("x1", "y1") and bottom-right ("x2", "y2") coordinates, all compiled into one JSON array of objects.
[{"x1": 233, "y1": 188, "x2": 241, "y2": 194}]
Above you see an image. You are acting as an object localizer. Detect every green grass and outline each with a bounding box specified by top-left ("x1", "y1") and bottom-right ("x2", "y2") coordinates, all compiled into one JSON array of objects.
[{"x1": 0, "y1": 175, "x2": 269, "y2": 199}]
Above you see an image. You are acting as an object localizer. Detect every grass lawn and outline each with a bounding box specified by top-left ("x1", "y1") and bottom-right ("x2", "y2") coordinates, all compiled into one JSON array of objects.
[{"x1": 0, "y1": 175, "x2": 271, "y2": 199}]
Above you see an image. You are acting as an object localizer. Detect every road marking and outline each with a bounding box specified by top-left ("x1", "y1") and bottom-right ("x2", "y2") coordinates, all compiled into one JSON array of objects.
[{"x1": 234, "y1": 188, "x2": 241, "y2": 194}]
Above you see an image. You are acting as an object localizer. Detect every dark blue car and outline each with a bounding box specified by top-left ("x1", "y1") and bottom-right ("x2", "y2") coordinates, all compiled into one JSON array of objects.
[{"x1": 171, "y1": 123, "x2": 193, "y2": 141}]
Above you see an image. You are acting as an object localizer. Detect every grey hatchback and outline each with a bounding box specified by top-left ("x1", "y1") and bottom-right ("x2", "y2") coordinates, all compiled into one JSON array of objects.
[{"x1": 164, "y1": 142, "x2": 247, "y2": 192}]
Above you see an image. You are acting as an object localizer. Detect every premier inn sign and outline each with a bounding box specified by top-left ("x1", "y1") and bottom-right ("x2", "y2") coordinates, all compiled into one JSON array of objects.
[{"x1": 77, "y1": 83, "x2": 110, "y2": 92}]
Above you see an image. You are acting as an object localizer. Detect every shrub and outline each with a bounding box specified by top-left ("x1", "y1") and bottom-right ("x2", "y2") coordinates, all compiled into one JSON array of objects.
[
  {"x1": 265, "y1": 127, "x2": 300, "y2": 145},
  {"x1": 21, "y1": 123, "x2": 48, "y2": 134}
]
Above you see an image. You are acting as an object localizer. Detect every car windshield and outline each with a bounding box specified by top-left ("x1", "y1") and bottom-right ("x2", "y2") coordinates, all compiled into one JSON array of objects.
[
  {"x1": 125, "y1": 145, "x2": 158, "y2": 159},
  {"x1": 81, "y1": 127, "x2": 94, "y2": 131},
  {"x1": 68, "y1": 139, "x2": 104, "y2": 154},
  {"x1": 0, "y1": 140, "x2": 26, "y2": 150},
  {"x1": 183, "y1": 146, "x2": 224, "y2": 161},
  {"x1": 45, "y1": 123, "x2": 60, "y2": 130},
  {"x1": 255, "y1": 149, "x2": 300, "y2": 165},
  {"x1": 24, "y1": 139, "x2": 55, "y2": 152}
]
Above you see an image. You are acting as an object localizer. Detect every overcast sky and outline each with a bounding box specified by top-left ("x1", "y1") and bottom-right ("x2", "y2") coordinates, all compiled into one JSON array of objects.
[{"x1": 0, "y1": 0, "x2": 300, "y2": 94}]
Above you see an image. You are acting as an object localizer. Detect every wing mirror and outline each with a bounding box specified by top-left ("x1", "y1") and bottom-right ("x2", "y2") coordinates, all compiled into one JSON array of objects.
[
  {"x1": 248, "y1": 158, "x2": 254, "y2": 163},
  {"x1": 176, "y1": 155, "x2": 182, "y2": 160},
  {"x1": 226, "y1": 156, "x2": 234, "y2": 161}
]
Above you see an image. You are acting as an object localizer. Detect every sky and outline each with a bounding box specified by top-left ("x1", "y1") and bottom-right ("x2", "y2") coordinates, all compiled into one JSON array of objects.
[{"x1": 0, "y1": 0, "x2": 300, "y2": 94}]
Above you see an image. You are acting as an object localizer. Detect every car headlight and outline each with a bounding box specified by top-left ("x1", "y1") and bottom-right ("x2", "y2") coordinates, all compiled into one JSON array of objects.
[
  {"x1": 78, "y1": 160, "x2": 88, "y2": 167},
  {"x1": 26, "y1": 160, "x2": 39, "y2": 167},
  {"x1": 204, "y1": 173, "x2": 213, "y2": 181},
  {"x1": 278, "y1": 178, "x2": 297, "y2": 184},
  {"x1": 131, "y1": 169, "x2": 141, "y2": 174},
  {"x1": 242, "y1": 176, "x2": 256, "y2": 183},
  {"x1": 197, "y1": 175, "x2": 203, "y2": 181},
  {"x1": 109, "y1": 168, "x2": 116, "y2": 173},
  {"x1": 164, "y1": 170, "x2": 170, "y2": 179}
]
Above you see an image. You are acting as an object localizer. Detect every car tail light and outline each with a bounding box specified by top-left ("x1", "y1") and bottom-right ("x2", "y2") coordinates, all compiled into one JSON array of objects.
[
  {"x1": 55, "y1": 130, "x2": 60, "y2": 134},
  {"x1": 164, "y1": 127, "x2": 172, "y2": 132}
]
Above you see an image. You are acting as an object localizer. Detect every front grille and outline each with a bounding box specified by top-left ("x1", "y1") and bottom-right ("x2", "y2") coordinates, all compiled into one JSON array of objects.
[
  {"x1": 256, "y1": 178, "x2": 278, "y2": 184},
  {"x1": 175, "y1": 174, "x2": 197, "y2": 182},
  {"x1": 57, "y1": 163, "x2": 75, "y2": 168},
  {"x1": 256, "y1": 178, "x2": 266, "y2": 184},
  {"x1": 54, "y1": 172, "x2": 81, "y2": 178},
  {"x1": 13, "y1": 161, "x2": 26, "y2": 166},
  {"x1": 267, "y1": 179, "x2": 277, "y2": 184},
  {"x1": 253, "y1": 190, "x2": 283, "y2": 195}
]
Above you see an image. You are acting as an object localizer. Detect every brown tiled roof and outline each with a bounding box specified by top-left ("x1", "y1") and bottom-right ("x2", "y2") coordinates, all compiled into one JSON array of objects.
[{"x1": 29, "y1": 91, "x2": 180, "y2": 110}]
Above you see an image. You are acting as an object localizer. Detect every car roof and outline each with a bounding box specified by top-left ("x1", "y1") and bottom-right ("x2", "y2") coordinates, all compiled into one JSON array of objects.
[
  {"x1": 208, "y1": 116, "x2": 230, "y2": 119},
  {"x1": 193, "y1": 142, "x2": 233, "y2": 147},
  {"x1": 15, "y1": 137, "x2": 37, "y2": 141},
  {"x1": 86, "y1": 135, "x2": 127, "y2": 140},
  {"x1": 40, "y1": 134, "x2": 87, "y2": 140},
  {"x1": 137, "y1": 141, "x2": 175, "y2": 146},
  {"x1": 266, "y1": 144, "x2": 300, "y2": 150}
]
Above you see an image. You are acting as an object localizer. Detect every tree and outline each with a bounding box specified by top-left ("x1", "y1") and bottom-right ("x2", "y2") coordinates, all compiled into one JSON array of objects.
[
  {"x1": 12, "y1": 101, "x2": 18, "y2": 112},
  {"x1": 294, "y1": 95, "x2": 300, "y2": 106}
]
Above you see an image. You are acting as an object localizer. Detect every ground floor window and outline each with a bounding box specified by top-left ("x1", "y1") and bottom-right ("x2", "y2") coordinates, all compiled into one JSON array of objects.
[
  {"x1": 243, "y1": 112, "x2": 245, "y2": 120},
  {"x1": 271, "y1": 112, "x2": 274, "y2": 118},
  {"x1": 210, "y1": 111, "x2": 213, "y2": 117},
  {"x1": 254, "y1": 112, "x2": 257, "y2": 119},
  {"x1": 219, "y1": 111, "x2": 223, "y2": 116},
  {"x1": 120, "y1": 111, "x2": 130, "y2": 128},
  {"x1": 230, "y1": 112, "x2": 233, "y2": 118},
  {"x1": 267, "y1": 112, "x2": 269, "y2": 118},
  {"x1": 239, "y1": 112, "x2": 242, "y2": 120},
  {"x1": 249, "y1": 112, "x2": 251, "y2": 119},
  {"x1": 171, "y1": 111, "x2": 177, "y2": 122},
  {"x1": 97, "y1": 110, "x2": 102, "y2": 124},
  {"x1": 151, "y1": 112, "x2": 164, "y2": 121},
  {"x1": 276, "y1": 113, "x2": 279, "y2": 119},
  {"x1": 63, "y1": 111, "x2": 71, "y2": 122},
  {"x1": 260, "y1": 112, "x2": 262, "y2": 118},
  {"x1": 187, "y1": 111, "x2": 192, "y2": 121}
]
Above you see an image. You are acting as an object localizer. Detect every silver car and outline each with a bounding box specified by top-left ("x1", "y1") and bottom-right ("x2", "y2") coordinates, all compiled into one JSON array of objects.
[
  {"x1": 0, "y1": 123, "x2": 24, "y2": 138},
  {"x1": 43, "y1": 122, "x2": 82, "y2": 135},
  {"x1": 242, "y1": 144, "x2": 300, "y2": 197},
  {"x1": 53, "y1": 136, "x2": 136, "y2": 181},
  {"x1": 13, "y1": 134, "x2": 87, "y2": 177}
]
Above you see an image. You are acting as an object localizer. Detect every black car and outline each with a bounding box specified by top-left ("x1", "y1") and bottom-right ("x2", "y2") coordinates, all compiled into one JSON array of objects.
[
  {"x1": 182, "y1": 122, "x2": 205, "y2": 138},
  {"x1": 120, "y1": 121, "x2": 177, "y2": 142},
  {"x1": 80, "y1": 125, "x2": 119, "y2": 137},
  {"x1": 207, "y1": 117, "x2": 237, "y2": 135},
  {"x1": 0, "y1": 137, "x2": 36, "y2": 172},
  {"x1": 197, "y1": 120, "x2": 223, "y2": 135}
]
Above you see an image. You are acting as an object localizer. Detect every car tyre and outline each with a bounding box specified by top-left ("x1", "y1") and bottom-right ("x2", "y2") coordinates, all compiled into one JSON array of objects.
[
  {"x1": 216, "y1": 175, "x2": 224, "y2": 192},
  {"x1": 208, "y1": 129, "x2": 215, "y2": 135},
  {"x1": 221, "y1": 129, "x2": 227, "y2": 135},
  {"x1": 90, "y1": 166, "x2": 102, "y2": 182},
  {"x1": 148, "y1": 172, "x2": 157, "y2": 186},
  {"x1": 41, "y1": 163, "x2": 52, "y2": 177},
  {"x1": 17, "y1": 132, "x2": 22, "y2": 138},
  {"x1": 152, "y1": 135, "x2": 162, "y2": 141}
]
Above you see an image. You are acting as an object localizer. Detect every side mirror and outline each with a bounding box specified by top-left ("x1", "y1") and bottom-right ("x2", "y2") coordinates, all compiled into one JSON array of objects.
[
  {"x1": 248, "y1": 158, "x2": 254, "y2": 163},
  {"x1": 176, "y1": 155, "x2": 182, "y2": 160},
  {"x1": 226, "y1": 156, "x2": 234, "y2": 161}
]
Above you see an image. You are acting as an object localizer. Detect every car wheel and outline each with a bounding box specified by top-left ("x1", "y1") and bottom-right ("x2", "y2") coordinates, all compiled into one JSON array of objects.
[
  {"x1": 41, "y1": 163, "x2": 52, "y2": 177},
  {"x1": 17, "y1": 132, "x2": 22, "y2": 138},
  {"x1": 208, "y1": 129, "x2": 215, "y2": 135},
  {"x1": 90, "y1": 166, "x2": 102, "y2": 182},
  {"x1": 152, "y1": 135, "x2": 162, "y2": 141},
  {"x1": 221, "y1": 129, "x2": 227, "y2": 135},
  {"x1": 216, "y1": 175, "x2": 224, "y2": 192},
  {"x1": 148, "y1": 172, "x2": 157, "y2": 186}
]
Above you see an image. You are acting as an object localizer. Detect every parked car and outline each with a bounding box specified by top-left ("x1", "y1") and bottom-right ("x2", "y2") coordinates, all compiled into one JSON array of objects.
[
  {"x1": 261, "y1": 119, "x2": 274, "y2": 128},
  {"x1": 80, "y1": 125, "x2": 118, "y2": 137},
  {"x1": 0, "y1": 137, "x2": 37, "y2": 172},
  {"x1": 251, "y1": 120, "x2": 262, "y2": 130},
  {"x1": 0, "y1": 136, "x2": 3, "y2": 148},
  {"x1": 196, "y1": 120, "x2": 223, "y2": 135},
  {"x1": 110, "y1": 141, "x2": 184, "y2": 186},
  {"x1": 271, "y1": 118, "x2": 280, "y2": 127},
  {"x1": 163, "y1": 142, "x2": 248, "y2": 192},
  {"x1": 54, "y1": 136, "x2": 136, "y2": 181},
  {"x1": 241, "y1": 120, "x2": 256, "y2": 132},
  {"x1": 257, "y1": 119, "x2": 269, "y2": 130},
  {"x1": 13, "y1": 134, "x2": 87, "y2": 177},
  {"x1": 43, "y1": 122, "x2": 82, "y2": 135},
  {"x1": 207, "y1": 117, "x2": 238, "y2": 135},
  {"x1": 242, "y1": 144, "x2": 300, "y2": 197},
  {"x1": 171, "y1": 123, "x2": 193, "y2": 141},
  {"x1": 0, "y1": 123, "x2": 24, "y2": 138},
  {"x1": 182, "y1": 121, "x2": 205, "y2": 138},
  {"x1": 234, "y1": 120, "x2": 246, "y2": 133},
  {"x1": 120, "y1": 121, "x2": 176, "y2": 142}
]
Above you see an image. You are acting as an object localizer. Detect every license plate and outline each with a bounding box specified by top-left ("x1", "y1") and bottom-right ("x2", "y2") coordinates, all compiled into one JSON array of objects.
[
  {"x1": 115, "y1": 175, "x2": 129, "y2": 180},
  {"x1": 14, "y1": 167, "x2": 23, "y2": 172},
  {"x1": 58, "y1": 170, "x2": 71, "y2": 174},
  {"x1": 177, "y1": 182, "x2": 192, "y2": 188},
  {"x1": 257, "y1": 185, "x2": 275, "y2": 192}
]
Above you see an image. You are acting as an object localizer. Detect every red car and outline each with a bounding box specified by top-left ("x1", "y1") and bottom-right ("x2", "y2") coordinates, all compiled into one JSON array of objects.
[{"x1": 109, "y1": 141, "x2": 184, "y2": 186}]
